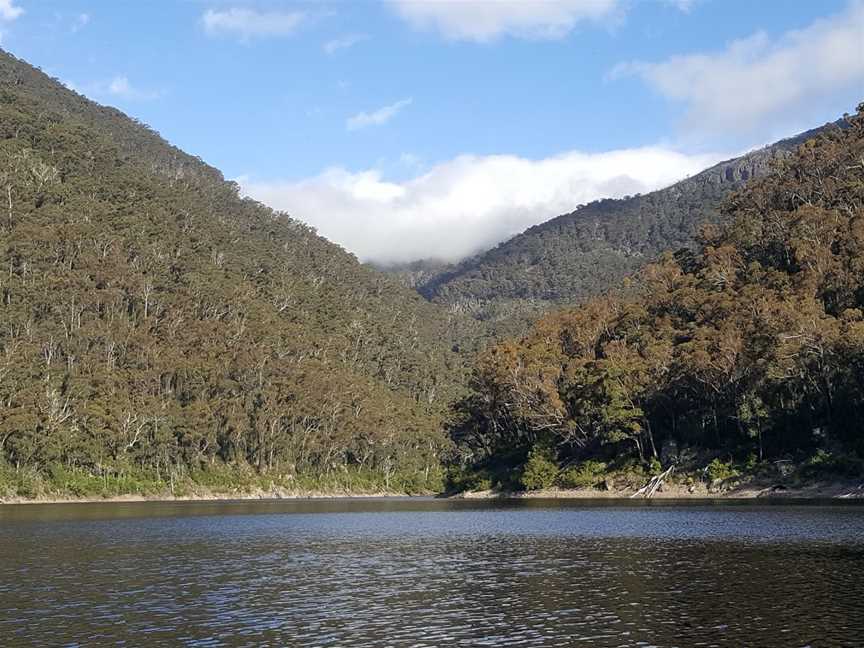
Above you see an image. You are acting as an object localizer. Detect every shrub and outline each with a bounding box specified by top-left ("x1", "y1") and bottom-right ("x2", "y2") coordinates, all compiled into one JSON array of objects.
[
  {"x1": 557, "y1": 460, "x2": 608, "y2": 489},
  {"x1": 520, "y1": 444, "x2": 559, "y2": 491},
  {"x1": 0, "y1": 463, "x2": 45, "y2": 499},
  {"x1": 808, "y1": 449, "x2": 832, "y2": 467},
  {"x1": 445, "y1": 466, "x2": 493, "y2": 493},
  {"x1": 706, "y1": 458, "x2": 738, "y2": 483},
  {"x1": 801, "y1": 450, "x2": 864, "y2": 478}
]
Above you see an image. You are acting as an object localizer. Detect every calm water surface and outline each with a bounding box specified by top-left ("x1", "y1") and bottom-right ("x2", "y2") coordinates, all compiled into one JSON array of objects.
[{"x1": 1, "y1": 498, "x2": 863, "y2": 647}]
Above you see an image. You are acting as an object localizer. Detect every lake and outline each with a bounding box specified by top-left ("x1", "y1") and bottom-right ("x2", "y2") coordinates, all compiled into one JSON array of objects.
[{"x1": 1, "y1": 498, "x2": 863, "y2": 647}]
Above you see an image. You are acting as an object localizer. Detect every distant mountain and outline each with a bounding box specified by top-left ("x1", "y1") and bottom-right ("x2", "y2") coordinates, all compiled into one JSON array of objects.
[
  {"x1": 419, "y1": 121, "x2": 844, "y2": 332},
  {"x1": 0, "y1": 50, "x2": 477, "y2": 496},
  {"x1": 370, "y1": 258, "x2": 456, "y2": 290}
]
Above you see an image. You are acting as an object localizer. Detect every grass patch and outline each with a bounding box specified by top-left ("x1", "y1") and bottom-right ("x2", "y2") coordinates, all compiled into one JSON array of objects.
[
  {"x1": 557, "y1": 460, "x2": 608, "y2": 489},
  {"x1": 0, "y1": 460, "x2": 442, "y2": 501}
]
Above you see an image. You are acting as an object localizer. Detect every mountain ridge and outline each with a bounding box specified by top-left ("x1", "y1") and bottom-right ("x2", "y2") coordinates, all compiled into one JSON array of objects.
[{"x1": 410, "y1": 119, "x2": 845, "y2": 332}]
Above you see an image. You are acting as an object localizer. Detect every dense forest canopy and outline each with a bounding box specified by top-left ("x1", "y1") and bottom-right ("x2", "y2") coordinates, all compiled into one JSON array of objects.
[
  {"x1": 448, "y1": 105, "x2": 864, "y2": 491},
  {"x1": 0, "y1": 50, "x2": 480, "y2": 496},
  {"x1": 0, "y1": 46, "x2": 860, "y2": 498}
]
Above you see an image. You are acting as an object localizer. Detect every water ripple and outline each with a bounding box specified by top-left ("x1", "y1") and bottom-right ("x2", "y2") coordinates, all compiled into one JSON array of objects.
[{"x1": 1, "y1": 500, "x2": 863, "y2": 647}]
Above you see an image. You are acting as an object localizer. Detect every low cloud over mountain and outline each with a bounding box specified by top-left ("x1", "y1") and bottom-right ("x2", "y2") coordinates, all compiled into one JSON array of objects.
[{"x1": 241, "y1": 147, "x2": 724, "y2": 264}]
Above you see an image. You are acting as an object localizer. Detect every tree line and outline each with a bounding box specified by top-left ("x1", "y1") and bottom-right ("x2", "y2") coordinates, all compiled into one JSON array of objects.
[
  {"x1": 0, "y1": 52, "x2": 475, "y2": 496},
  {"x1": 448, "y1": 105, "x2": 864, "y2": 491}
]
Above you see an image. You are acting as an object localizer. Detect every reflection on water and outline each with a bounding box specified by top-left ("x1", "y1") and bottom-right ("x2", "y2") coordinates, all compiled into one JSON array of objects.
[{"x1": 1, "y1": 498, "x2": 863, "y2": 647}]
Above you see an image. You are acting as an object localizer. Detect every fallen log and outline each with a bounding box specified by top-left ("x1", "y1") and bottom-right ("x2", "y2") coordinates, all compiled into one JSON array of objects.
[{"x1": 630, "y1": 465, "x2": 675, "y2": 499}]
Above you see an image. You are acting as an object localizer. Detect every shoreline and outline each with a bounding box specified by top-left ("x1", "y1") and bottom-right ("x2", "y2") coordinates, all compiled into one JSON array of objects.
[
  {"x1": 0, "y1": 488, "x2": 421, "y2": 506},
  {"x1": 455, "y1": 480, "x2": 864, "y2": 501},
  {"x1": 3, "y1": 480, "x2": 863, "y2": 505}
]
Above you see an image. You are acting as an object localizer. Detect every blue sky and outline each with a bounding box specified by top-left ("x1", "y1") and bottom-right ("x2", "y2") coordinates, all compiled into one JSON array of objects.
[{"x1": 2, "y1": 0, "x2": 862, "y2": 262}]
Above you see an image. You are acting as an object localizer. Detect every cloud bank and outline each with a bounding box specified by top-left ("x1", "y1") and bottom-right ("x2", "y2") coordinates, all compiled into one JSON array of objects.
[
  {"x1": 241, "y1": 147, "x2": 724, "y2": 264},
  {"x1": 388, "y1": 0, "x2": 619, "y2": 42},
  {"x1": 611, "y1": 2, "x2": 864, "y2": 136},
  {"x1": 202, "y1": 7, "x2": 304, "y2": 40},
  {"x1": 346, "y1": 98, "x2": 413, "y2": 131}
]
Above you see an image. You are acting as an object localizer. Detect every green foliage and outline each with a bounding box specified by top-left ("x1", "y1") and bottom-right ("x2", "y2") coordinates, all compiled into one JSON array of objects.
[
  {"x1": 557, "y1": 460, "x2": 607, "y2": 489},
  {"x1": 0, "y1": 459, "x2": 444, "y2": 500},
  {"x1": 0, "y1": 463, "x2": 45, "y2": 499},
  {"x1": 54, "y1": 466, "x2": 166, "y2": 498},
  {"x1": 520, "y1": 443, "x2": 559, "y2": 491},
  {"x1": 800, "y1": 450, "x2": 864, "y2": 479},
  {"x1": 0, "y1": 461, "x2": 164, "y2": 499},
  {"x1": 706, "y1": 459, "x2": 739, "y2": 483},
  {"x1": 808, "y1": 449, "x2": 834, "y2": 467},
  {"x1": 0, "y1": 51, "x2": 470, "y2": 496},
  {"x1": 445, "y1": 465, "x2": 493, "y2": 493},
  {"x1": 451, "y1": 106, "x2": 864, "y2": 484}
]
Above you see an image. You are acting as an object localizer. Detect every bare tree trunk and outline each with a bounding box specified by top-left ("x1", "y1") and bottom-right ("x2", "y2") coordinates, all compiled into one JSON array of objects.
[
  {"x1": 6, "y1": 185, "x2": 12, "y2": 229},
  {"x1": 631, "y1": 465, "x2": 675, "y2": 499},
  {"x1": 645, "y1": 419, "x2": 658, "y2": 459}
]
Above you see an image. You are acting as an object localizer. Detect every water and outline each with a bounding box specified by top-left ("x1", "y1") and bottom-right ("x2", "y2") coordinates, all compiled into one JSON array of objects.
[{"x1": 1, "y1": 498, "x2": 863, "y2": 647}]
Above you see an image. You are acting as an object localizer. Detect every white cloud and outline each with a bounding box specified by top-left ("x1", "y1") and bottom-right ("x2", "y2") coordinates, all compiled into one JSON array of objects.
[
  {"x1": 324, "y1": 33, "x2": 368, "y2": 55},
  {"x1": 241, "y1": 147, "x2": 725, "y2": 264},
  {"x1": 71, "y1": 13, "x2": 90, "y2": 33},
  {"x1": 106, "y1": 75, "x2": 161, "y2": 100},
  {"x1": 66, "y1": 75, "x2": 161, "y2": 102},
  {"x1": 611, "y1": 2, "x2": 864, "y2": 136},
  {"x1": 0, "y1": 0, "x2": 23, "y2": 22},
  {"x1": 388, "y1": 0, "x2": 619, "y2": 42},
  {"x1": 346, "y1": 98, "x2": 413, "y2": 131},
  {"x1": 202, "y1": 7, "x2": 304, "y2": 40},
  {"x1": 108, "y1": 76, "x2": 133, "y2": 96}
]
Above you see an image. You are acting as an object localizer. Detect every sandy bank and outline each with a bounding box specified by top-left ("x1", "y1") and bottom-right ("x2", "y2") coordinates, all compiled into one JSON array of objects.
[
  {"x1": 0, "y1": 488, "x2": 417, "y2": 505},
  {"x1": 454, "y1": 480, "x2": 864, "y2": 500}
]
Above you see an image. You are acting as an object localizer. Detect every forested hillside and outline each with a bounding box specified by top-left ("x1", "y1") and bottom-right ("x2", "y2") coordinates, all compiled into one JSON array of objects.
[
  {"x1": 1, "y1": 44, "x2": 859, "y2": 500},
  {"x1": 0, "y1": 50, "x2": 475, "y2": 497},
  {"x1": 449, "y1": 106, "x2": 864, "y2": 492},
  {"x1": 422, "y1": 123, "x2": 840, "y2": 332}
]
